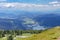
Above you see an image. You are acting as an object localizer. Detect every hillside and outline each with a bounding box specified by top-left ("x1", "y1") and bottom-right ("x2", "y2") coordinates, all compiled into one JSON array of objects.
[{"x1": 19, "y1": 26, "x2": 60, "y2": 40}]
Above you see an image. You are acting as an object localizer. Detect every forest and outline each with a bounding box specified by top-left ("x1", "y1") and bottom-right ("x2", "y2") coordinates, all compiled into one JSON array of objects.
[{"x1": 0, "y1": 30, "x2": 43, "y2": 40}]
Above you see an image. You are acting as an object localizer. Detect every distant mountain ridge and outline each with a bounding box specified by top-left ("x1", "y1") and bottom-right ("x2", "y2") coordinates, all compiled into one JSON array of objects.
[
  {"x1": 0, "y1": 12, "x2": 59, "y2": 30},
  {"x1": 35, "y1": 14, "x2": 60, "y2": 28}
]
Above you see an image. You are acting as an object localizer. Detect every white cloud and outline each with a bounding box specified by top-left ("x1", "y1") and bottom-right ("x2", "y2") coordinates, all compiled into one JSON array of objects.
[
  {"x1": 49, "y1": 1, "x2": 59, "y2": 4},
  {"x1": 0, "y1": 3, "x2": 49, "y2": 9},
  {"x1": 0, "y1": 2, "x2": 60, "y2": 11},
  {"x1": 3, "y1": 3, "x2": 15, "y2": 8},
  {"x1": 49, "y1": 1, "x2": 60, "y2": 7}
]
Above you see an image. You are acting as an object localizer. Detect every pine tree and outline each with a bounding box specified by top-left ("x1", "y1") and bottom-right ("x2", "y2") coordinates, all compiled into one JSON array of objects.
[{"x1": 7, "y1": 35, "x2": 13, "y2": 40}]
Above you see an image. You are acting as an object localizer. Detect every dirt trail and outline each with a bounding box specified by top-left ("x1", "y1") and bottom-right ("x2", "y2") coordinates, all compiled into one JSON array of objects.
[{"x1": 57, "y1": 37, "x2": 60, "y2": 40}]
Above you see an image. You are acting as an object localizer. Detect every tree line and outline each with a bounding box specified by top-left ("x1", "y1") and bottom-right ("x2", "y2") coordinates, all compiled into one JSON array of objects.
[{"x1": 0, "y1": 30, "x2": 43, "y2": 40}]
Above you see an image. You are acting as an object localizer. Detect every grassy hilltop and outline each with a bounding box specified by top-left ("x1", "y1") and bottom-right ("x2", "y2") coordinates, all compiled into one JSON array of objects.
[
  {"x1": 19, "y1": 26, "x2": 60, "y2": 40},
  {"x1": 0, "y1": 26, "x2": 60, "y2": 40}
]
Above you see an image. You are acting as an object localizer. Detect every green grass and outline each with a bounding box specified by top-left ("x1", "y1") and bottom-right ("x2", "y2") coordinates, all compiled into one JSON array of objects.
[
  {"x1": 22, "y1": 33, "x2": 32, "y2": 36},
  {"x1": 15, "y1": 26, "x2": 60, "y2": 40},
  {"x1": 1, "y1": 26, "x2": 60, "y2": 40},
  {"x1": 15, "y1": 33, "x2": 34, "y2": 40},
  {"x1": 0, "y1": 37, "x2": 7, "y2": 40}
]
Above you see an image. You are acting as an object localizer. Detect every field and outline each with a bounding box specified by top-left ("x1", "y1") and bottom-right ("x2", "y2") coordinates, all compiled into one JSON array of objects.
[
  {"x1": 15, "y1": 26, "x2": 60, "y2": 40},
  {"x1": 21, "y1": 26, "x2": 60, "y2": 40},
  {"x1": 0, "y1": 26, "x2": 60, "y2": 40}
]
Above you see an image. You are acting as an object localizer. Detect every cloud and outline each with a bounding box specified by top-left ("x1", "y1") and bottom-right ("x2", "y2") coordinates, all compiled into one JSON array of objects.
[
  {"x1": 49, "y1": 1, "x2": 60, "y2": 5},
  {"x1": 0, "y1": 3, "x2": 49, "y2": 9},
  {"x1": 49, "y1": 1, "x2": 59, "y2": 4},
  {"x1": 0, "y1": 2, "x2": 60, "y2": 12},
  {"x1": 49, "y1": 1, "x2": 60, "y2": 7},
  {"x1": 0, "y1": 3, "x2": 48, "y2": 8}
]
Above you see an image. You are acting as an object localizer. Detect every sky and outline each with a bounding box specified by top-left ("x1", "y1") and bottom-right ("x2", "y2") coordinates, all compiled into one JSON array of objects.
[{"x1": 0, "y1": 0, "x2": 60, "y2": 12}]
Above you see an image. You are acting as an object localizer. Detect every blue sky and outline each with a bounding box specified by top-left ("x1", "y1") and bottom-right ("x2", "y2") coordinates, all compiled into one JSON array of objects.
[
  {"x1": 1, "y1": 0, "x2": 60, "y2": 4},
  {"x1": 0, "y1": 0, "x2": 60, "y2": 12},
  {"x1": 7, "y1": 0, "x2": 52, "y2": 4}
]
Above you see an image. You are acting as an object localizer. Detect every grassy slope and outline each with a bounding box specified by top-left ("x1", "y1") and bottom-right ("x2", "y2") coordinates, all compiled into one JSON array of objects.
[
  {"x1": 0, "y1": 37, "x2": 7, "y2": 40},
  {"x1": 17, "y1": 26, "x2": 60, "y2": 40}
]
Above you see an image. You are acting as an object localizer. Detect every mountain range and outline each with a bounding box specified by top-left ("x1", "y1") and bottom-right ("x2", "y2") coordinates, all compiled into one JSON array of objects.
[{"x1": 0, "y1": 12, "x2": 60, "y2": 30}]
